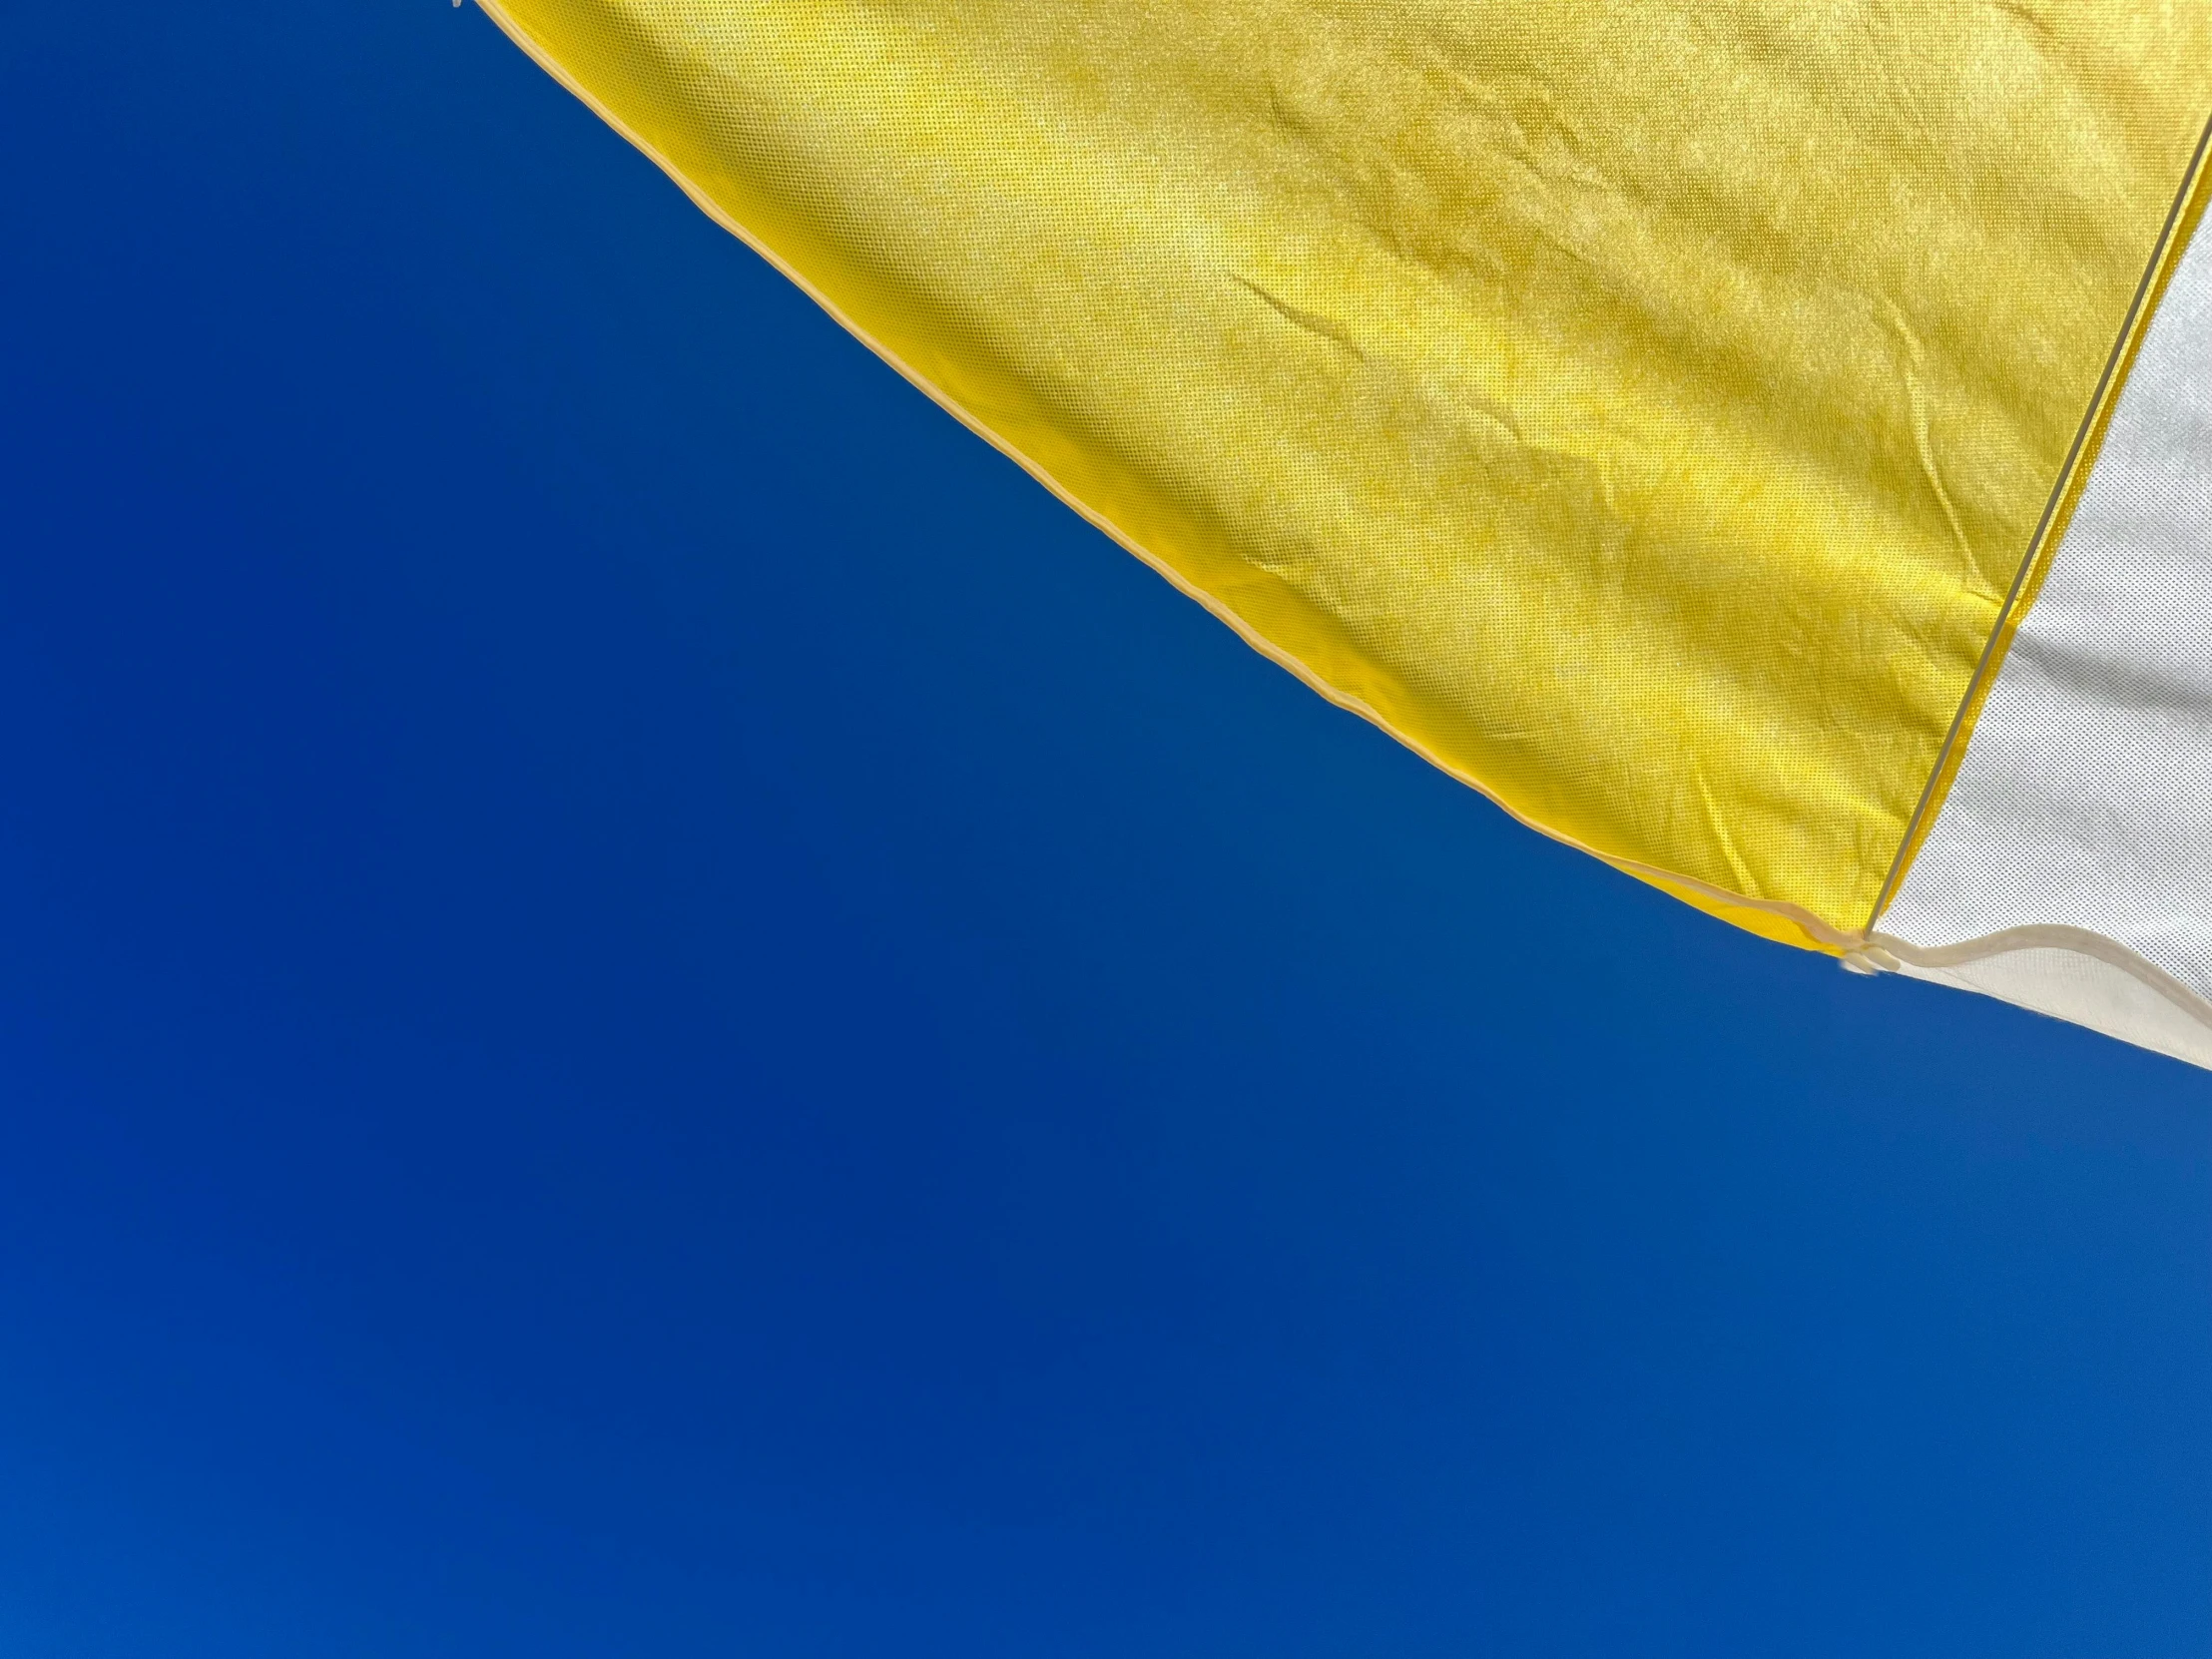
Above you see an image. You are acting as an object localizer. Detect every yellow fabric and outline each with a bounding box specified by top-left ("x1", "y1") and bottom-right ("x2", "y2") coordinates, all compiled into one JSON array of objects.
[{"x1": 479, "y1": 0, "x2": 2212, "y2": 941}]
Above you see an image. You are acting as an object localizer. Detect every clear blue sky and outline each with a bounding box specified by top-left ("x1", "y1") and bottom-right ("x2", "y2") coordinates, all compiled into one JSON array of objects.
[{"x1": 2, "y1": 6, "x2": 2209, "y2": 1654}]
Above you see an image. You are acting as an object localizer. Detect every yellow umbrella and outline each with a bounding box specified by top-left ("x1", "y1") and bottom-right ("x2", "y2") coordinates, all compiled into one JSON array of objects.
[{"x1": 475, "y1": 1, "x2": 2212, "y2": 1065}]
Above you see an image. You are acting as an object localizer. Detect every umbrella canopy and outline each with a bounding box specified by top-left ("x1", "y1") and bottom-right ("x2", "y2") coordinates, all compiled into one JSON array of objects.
[{"x1": 475, "y1": 0, "x2": 2212, "y2": 1064}]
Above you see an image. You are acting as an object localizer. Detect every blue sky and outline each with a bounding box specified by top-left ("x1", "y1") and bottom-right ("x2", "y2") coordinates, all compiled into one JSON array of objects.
[{"x1": 1, "y1": 5, "x2": 2208, "y2": 1654}]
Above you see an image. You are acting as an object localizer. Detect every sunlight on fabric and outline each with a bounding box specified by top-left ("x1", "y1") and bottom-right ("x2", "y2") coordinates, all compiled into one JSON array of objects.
[{"x1": 471, "y1": 0, "x2": 2212, "y2": 1066}]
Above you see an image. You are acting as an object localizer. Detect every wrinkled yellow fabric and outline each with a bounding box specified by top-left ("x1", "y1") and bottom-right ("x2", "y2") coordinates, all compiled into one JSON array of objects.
[{"x1": 480, "y1": 0, "x2": 2212, "y2": 943}]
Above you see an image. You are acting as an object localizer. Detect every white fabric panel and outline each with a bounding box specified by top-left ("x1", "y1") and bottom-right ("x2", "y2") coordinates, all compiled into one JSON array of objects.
[
  {"x1": 1886, "y1": 936, "x2": 2212, "y2": 1072},
  {"x1": 1877, "y1": 216, "x2": 2212, "y2": 1067}
]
